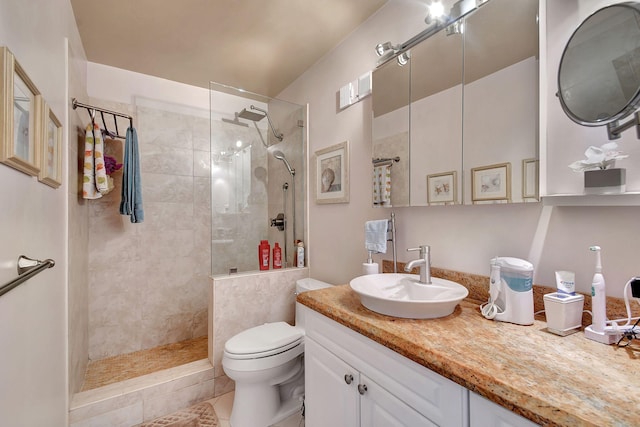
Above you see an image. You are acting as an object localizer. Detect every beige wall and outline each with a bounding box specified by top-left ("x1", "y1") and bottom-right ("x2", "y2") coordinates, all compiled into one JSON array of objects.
[
  {"x1": 0, "y1": 0, "x2": 87, "y2": 424},
  {"x1": 279, "y1": 0, "x2": 640, "y2": 298}
]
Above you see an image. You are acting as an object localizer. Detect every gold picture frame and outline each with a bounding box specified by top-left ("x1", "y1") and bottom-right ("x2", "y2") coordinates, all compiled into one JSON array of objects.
[
  {"x1": 38, "y1": 102, "x2": 62, "y2": 188},
  {"x1": 427, "y1": 171, "x2": 457, "y2": 205},
  {"x1": 0, "y1": 46, "x2": 41, "y2": 176},
  {"x1": 314, "y1": 140, "x2": 349, "y2": 204},
  {"x1": 522, "y1": 158, "x2": 539, "y2": 199},
  {"x1": 471, "y1": 162, "x2": 511, "y2": 203}
]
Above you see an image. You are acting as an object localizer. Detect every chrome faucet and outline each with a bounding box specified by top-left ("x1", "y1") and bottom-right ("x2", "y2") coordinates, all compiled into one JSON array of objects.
[{"x1": 404, "y1": 245, "x2": 431, "y2": 284}]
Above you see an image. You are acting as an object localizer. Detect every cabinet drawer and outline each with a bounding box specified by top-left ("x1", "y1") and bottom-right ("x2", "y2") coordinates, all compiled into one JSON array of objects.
[{"x1": 304, "y1": 307, "x2": 467, "y2": 427}]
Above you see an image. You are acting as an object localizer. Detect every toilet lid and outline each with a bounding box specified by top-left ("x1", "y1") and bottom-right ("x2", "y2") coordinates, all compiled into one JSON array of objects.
[{"x1": 225, "y1": 322, "x2": 304, "y2": 356}]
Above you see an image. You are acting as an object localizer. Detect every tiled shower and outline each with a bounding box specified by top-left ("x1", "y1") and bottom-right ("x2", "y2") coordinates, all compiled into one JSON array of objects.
[{"x1": 68, "y1": 84, "x2": 306, "y2": 424}]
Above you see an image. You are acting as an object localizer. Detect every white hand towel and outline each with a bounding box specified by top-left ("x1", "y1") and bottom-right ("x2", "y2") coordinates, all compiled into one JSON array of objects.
[{"x1": 365, "y1": 219, "x2": 389, "y2": 253}]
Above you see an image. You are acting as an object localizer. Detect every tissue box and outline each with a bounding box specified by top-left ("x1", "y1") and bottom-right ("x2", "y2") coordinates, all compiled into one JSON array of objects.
[{"x1": 543, "y1": 292, "x2": 584, "y2": 336}]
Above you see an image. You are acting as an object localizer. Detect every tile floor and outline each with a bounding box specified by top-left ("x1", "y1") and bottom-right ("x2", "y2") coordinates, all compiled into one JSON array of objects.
[
  {"x1": 207, "y1": 391, "x2": 304, "y2": 427},
  {"x1": 82, "y1": 336, "x2": 208, "y2": 391}
]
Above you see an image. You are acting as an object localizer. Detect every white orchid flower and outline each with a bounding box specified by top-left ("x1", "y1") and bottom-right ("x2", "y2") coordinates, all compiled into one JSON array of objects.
[{"x1": 568, "y1": 142, "x2": 628, "y2": 172}]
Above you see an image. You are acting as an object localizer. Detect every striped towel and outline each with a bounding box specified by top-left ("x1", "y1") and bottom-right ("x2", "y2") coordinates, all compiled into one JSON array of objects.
[{"x1": 82, "y1": 123, "x2": 109, "y2": 199}]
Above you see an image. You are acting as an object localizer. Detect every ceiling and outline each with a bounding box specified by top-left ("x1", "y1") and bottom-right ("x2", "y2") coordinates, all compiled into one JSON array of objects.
[{"x1": 70, "y1": 0, "x2": 388, "y2": 98}]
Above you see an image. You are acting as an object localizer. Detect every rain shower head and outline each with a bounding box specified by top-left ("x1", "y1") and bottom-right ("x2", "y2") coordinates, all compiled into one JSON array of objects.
[
  {"x1": 273, "y1": 150, "x2": 295, "y2": 176},
  {"x1": 238, "y1": 105, "x2": 284, "y2": 142},
  {"x1": 221, "y1": 113, "x2": 249, "y2": 127},
  {"x1": 237, "y1": 108, "x2": 266, "y2": 122}
]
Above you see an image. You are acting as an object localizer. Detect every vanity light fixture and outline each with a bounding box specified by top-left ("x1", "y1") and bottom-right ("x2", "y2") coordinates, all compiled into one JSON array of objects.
[
  {"x1": 425, "y1": 1, "x2": 446, "y2": 25},
  {"x1": 397, "y1": 51, "x2": 410, "y2": 66},
  {"x1": 375, "y1": 41, "x2": 398, "y2": 57},
  {"x1": 446, "y1": 20, "x2": 464, "y2": 36}
]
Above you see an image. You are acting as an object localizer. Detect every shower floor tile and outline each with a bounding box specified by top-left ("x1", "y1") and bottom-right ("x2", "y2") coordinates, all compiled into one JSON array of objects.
[{"x1": 81, "y1": 336, "x2": 208, "y2": 391}]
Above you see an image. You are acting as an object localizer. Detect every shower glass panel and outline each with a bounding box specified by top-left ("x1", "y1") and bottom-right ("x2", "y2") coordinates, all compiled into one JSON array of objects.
[{"x1": 209, "y1": 82, "x2": 306, "y2": 275}]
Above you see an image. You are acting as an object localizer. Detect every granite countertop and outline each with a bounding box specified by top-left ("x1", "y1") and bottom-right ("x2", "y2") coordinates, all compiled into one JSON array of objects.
[{"x1": 297, "y1": 284, "x2": 640, "y2": 427}]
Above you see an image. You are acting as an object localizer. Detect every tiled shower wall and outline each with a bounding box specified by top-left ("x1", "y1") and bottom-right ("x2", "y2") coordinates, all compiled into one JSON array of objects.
[{"x1": 87, "y1": 98, "x2": 211, "y2": 360}]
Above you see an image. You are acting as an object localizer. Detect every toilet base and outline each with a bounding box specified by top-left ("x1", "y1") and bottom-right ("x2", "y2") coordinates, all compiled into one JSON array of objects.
[{"x1": 228, "y1": 356, "x2": 304, "y2": 427}]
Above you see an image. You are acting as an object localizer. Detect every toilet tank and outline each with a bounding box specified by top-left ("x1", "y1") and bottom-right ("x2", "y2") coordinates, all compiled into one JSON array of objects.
[{"x1": 295, "y1": 278, "x2": 333, "y2": 328}]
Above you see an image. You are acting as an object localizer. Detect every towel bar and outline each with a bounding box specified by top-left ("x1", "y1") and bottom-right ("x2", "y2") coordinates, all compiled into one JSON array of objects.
[
  {"x1": 0, "y1": 255, "x2": 55, "y2": 297},
  {"x1": 72, "y1": 98, "x2": 133, "y2": 139}
]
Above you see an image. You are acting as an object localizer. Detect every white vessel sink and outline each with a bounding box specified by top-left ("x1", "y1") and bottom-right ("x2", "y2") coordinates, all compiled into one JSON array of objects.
[{"x1": 349, "y1": 273, "x2": 469, "y2": 319}]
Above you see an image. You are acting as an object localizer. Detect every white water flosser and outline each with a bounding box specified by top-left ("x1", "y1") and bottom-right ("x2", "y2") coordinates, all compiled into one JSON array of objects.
[{"x1": 584, "y1": 246, "x2": 616, "y2": 344}]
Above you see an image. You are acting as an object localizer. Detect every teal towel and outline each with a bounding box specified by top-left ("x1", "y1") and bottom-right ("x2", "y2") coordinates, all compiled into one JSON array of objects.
[{"x1": 119, "y1": 127, "x2": 144, "y2": 223}]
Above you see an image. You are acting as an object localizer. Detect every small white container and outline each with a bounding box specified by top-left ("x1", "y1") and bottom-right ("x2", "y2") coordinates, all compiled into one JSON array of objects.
[{"x1": 543, "y1": 292, "x2": 585, "y2": 336}]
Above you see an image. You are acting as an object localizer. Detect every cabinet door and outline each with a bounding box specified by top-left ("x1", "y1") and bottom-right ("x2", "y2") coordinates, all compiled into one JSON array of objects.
[
  {"x1": 470, "y1": 392, "x2": 539, "y2": 427},
  {"x1": 305, "y1": 337, "x2": 359, "y2": 427},
  {"x1": 360, "y1": 373, "x2": 438, "y2": 427}
]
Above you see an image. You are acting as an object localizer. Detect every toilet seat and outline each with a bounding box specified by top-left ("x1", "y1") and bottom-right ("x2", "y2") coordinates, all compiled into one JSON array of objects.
[{"x1": 224, "y1": 322, "x2": 304, "y2": 360}]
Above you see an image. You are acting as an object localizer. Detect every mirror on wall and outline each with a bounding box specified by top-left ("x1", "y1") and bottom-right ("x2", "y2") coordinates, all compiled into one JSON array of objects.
[
  {"x1": 463, "y1": 0, "x2": 539, "y2": 204},
  {"x1": 371, "y1": 0, "x2": 539, "y2": 207},
  {"x1": 558, "y1": 2, "x2": 640, "y2": 140},
  {"x1": 372, "y1": 55, "x2": 410, "y2": 207},
  {"x1": 410, "y1": 22, "x2": 463, "y2": 206}
]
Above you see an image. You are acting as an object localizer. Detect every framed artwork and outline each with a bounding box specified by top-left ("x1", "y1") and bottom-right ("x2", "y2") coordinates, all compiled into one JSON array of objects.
[
  {"x1": 315, "y1": 140, "x2": 349, "y2": 204},
  {"x1": 0, "y1": 46, "x2": 41, "y2": 176},
  {"x1": 522, "y1": 158, "x2": 539, "y2": 199},
  {"x1": 427, "y1": 171, "x2": 457, "y2": 204},
  {"x1": 38, "y1": 103, "x2": 62, "y2": 188},
  {"x1": 471, "y1": 162, "x2": 511, "y2": 203}
]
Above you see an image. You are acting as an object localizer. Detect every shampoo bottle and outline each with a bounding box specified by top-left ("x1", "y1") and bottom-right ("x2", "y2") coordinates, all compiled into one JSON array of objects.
[
  {"x1": 273, "y1": 243, "x2": 282, "y2": 269},
  {"x1": 259, "y1": 240, "x2": 270, "y2": 271},
  {"x1": 590, "y1": 246, "x2": 606, "y2": 333}
]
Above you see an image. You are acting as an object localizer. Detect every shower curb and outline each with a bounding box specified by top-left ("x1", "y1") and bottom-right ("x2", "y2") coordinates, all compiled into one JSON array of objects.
[{"x1": 70, "y1": 359, "x2": 215, "y2": 426}]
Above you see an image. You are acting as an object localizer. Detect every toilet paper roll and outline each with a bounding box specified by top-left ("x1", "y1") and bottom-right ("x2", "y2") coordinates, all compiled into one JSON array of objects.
[{"x1": 362, "y1": 262, "x2": 379, "y2": 275}]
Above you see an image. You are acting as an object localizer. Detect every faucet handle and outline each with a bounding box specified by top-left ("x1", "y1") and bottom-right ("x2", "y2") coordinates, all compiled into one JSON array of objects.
[{"x1": 407, "y1": 245, "x2": 430, "y2": 256}]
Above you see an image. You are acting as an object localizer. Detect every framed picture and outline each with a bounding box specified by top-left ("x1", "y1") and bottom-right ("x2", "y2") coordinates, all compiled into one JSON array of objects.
[
  {"x1": 427, "y1": 171, "x2": 457, "y2": 204},
  {"x1": 471, "y1": 162, "x2": 511, "y2": 203},
  {"x1": 522, "y1": 158, "x2": 539, "y2": 199},
  {"x1": 0, "y1": 46, "x2": 41, "y2": 176},
  {"x1": 38, "y1": 103, "x2": 62, "y2": 188},
  {"x1": 315, "y1": 140, "x2": 349, "y2": 204}
]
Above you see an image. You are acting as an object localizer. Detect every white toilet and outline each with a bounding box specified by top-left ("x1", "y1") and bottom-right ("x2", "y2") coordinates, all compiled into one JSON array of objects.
[{"x1": 222, "y1": 277, "x2": 333, "y2": 427}]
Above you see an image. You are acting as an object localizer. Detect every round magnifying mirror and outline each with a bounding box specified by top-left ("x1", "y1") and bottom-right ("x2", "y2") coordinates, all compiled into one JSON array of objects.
[{"x1": 558, "y1": 2, "x2": 640, "y2": 127}]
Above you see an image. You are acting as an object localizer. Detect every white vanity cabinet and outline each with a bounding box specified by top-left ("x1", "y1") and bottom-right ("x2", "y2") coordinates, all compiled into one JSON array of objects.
[
  {"x1": 303, "y1": 307, "x2": 467, "y2": 427},
  {"x1": 306, "y1": 338, "x2": 435, "y2": 427},
  {"x1": 469, "y1": 392, "x2": 539, "y2": 427}
]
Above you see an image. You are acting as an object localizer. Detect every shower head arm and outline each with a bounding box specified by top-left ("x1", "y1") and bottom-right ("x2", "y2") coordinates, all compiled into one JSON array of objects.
[{"x1": 251, "y1": 105, "x2": 284, "y2": 141}]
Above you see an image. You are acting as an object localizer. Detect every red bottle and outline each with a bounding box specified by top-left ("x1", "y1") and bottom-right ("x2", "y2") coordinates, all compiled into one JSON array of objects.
[
  {"x1": 259, "y1": 240, "x2": 270, "y2": 270},
  {"x1": 273, "y1": 243, "x2": 282, "y2": 269}
]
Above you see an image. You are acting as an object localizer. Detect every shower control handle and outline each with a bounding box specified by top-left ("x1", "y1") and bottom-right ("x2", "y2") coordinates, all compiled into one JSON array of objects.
[
  {"x1": 344, "y1": 374, "x2": 353, "y2": 385},
  {"x1": 270, "y1": 213, "x2": 285, "y2": 231}
]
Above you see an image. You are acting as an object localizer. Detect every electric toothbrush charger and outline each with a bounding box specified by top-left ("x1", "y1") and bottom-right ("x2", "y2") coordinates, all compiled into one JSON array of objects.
[{"x1": 584, "y1": 325, "x2": 619, "y2": 345}]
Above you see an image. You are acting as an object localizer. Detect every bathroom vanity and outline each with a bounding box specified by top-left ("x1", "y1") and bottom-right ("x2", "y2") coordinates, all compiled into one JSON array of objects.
[{"x1": 298, "y1": 285, "x2": 640, "y2": 426}]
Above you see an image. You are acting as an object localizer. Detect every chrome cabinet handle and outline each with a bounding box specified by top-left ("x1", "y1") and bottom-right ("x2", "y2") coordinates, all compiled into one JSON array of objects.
[
  {"x1": 358, "y1": 384, "x2": 368, "y2": 395},
  {"x1": 344, "y1": 374, "x2": 354, "y2": 384}
]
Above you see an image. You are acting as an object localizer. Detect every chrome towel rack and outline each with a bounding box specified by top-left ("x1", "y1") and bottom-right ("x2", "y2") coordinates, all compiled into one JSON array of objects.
[
  {"x1": 372, "y1": 156, "x2": 400, "y2": 167},
  {"x1": 72, "y1": 98, "x2": 133, "y2": 139},
  {"x1": 0, "y1": 255, "x2": 55, "y2": 297},
  {"x1": 388, "y1": 212, "x2": 397, "y2": 273}
]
